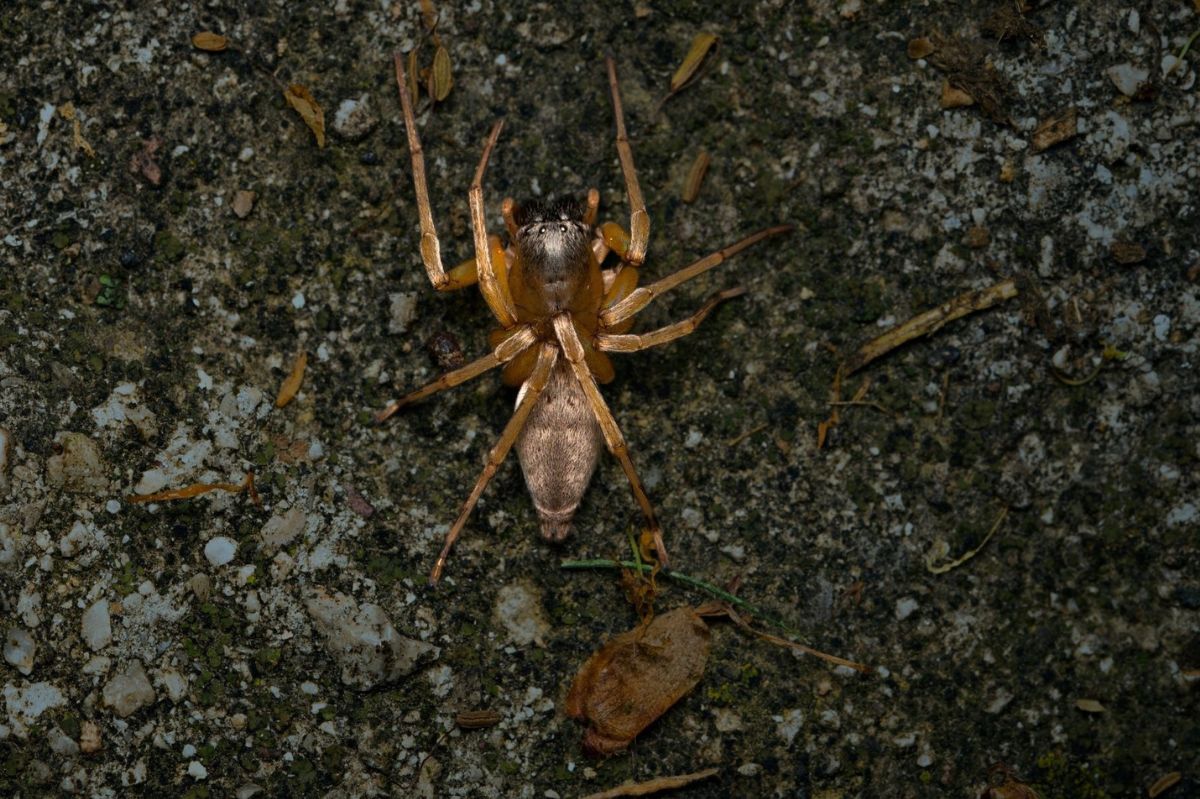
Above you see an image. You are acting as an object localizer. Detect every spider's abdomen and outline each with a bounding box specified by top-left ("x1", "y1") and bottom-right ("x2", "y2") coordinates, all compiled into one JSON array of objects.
[{"x1": 515, "y1": 358, "x2": 602, "y2": 541}]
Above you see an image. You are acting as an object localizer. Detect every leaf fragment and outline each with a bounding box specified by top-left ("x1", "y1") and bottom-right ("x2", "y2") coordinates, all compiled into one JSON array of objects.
[
  {"x1": 907, "y1": 37, "x2": 935, "y2": 59},
  {"x1": 275, "y1": 350, "x2": 308, "y2": 408},
  {"x1": 681, "y1": 150, "x2": 711, "y2": 204},
  {"x1": 455, "y1": 709, "x2": 501, "y2": 729},
  {"x1": 283, "y1": 84, "x2": 326, "y2": 148},
  {"x1": 671, "y1": 33, "x2": 719, "y2": 93},
  {"x1": 1030, "y1": 107, "x2": 1078, "y2": 153},
  {"x1": 581, "y1": 768, "x2": 720, "y2": 799},
  {"x1": 431, "y1": 46, "x2": 454, "y2": 102},
  {"x1": 1149, "y1": 772, "x2": 1182, "y2": 798},
  {"x1": 127, "y1": 471, "x2": 260, "y2": 506},
  {"x1": 565, "y1": 607, "x2": 710, "y2": 756},
  {"x1": 191, "y1": 31, "x2": 229, "y2": 52}
]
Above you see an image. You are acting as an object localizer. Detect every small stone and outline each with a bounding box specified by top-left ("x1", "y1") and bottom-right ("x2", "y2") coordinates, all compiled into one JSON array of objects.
[
  {"x1": 188, "y1": 761, "x2": 208, "y2": 779},
  {"x1": 102, "y1": 660, "x2": 157, "y2": 717},
  {"x1": 188, "y1": 573, "x2": 212, "y2": 601},
  {"x1": 894, "y1": 597, "x2": 919, "y2": 620},
  {"x1": 963, "y1": 226, "x2": 990, "y2": 249},
  {"x1": 48, "y1": 726, "x2": 79, "y2": 756},
  {"x1": 80, "y1": 721, "x2": 102, "y2": 754},
  {"x1": 3, "y1": 628, "x2": 36, "y2": 675},
  {"x1": 82, "y1": 600, "x2": 112, "y2": 651},
  {"x1": 3, "y1": 682, "x2": 66, "y2": 736},
  {"x1": 332, "y1": 94, "x2": 378, "y2": 141},
  {"x1": 232, "y1": 190, "x2": 256, "y2": 219},
  {"x1": 203, "y1": 536, "x2": 237, "y2": 567},
  {"x1": 777, "y1": 708, "x2": 804, "y2": 746},
  {"x1": 493, "y1": 582, "x2": 551, "y2": 647},
  {"x1": 259, "y1": 507, "x2": 306, "y2": 554},
  {"x1": 305, "y1": 587, "x2": 439, "y2": 690},
  {"x1": 46, "y1": 432, "x2": 109, "y2": 493},
  {"x1": 389, "y1": 292, "x2": 419, "y2": 335},
  {"x1": 1030, "y1": 107, "x2": 1078, "y2": 153},
  {"x1": 1106, "y1": 63, "x2": 1150, "y2": 97}
]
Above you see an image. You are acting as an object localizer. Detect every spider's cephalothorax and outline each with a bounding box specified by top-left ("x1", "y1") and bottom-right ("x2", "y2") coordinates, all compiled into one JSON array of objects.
[
  {"x1": 382, "y1": 54, "x2": 792, "y2": 584},
  {"x1": 510, "y1": 197, "x2": 599, "y2": 318}
]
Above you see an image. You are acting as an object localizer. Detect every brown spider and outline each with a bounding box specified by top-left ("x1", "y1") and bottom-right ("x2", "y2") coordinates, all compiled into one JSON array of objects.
[{"x1": 379, "y1": 54, "x2": 791, "y2": 585}]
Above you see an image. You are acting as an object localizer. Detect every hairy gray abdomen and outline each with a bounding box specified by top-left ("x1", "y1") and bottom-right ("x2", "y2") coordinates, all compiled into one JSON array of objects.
[{"x1": 515, "y1": 359, "x2": 602, "y2": 541}]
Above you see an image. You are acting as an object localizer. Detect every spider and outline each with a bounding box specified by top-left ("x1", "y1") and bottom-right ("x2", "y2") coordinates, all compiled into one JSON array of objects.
[{"x1": 379, "y1": 53, "x2": 791, "y2": 585}]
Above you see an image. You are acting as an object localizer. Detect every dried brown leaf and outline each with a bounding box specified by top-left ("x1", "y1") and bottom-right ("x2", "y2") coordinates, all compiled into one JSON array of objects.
[
  {"x1": 670, "y1": 33, "x2": 719, "y2": 93},
  {"x1": 907, "y1": 37, "x2": 935, "y2": 59},
  {"x1": 455, "y1": 710, "x2": 501, "y2": 729},
  {"x1": 940, "y1": 80, "x2": 975, "y2": 108},
  {"x1": 1110, "y1": 241, "x2": 1146, "y2": 265},
  {"x1": 431, "y1": 46, "x2": 454, "y2": 102},
  {"x1": 283, "y1": 84, "x2": 326, "y2": 148},
  {"x1": 191, "y1": 31, "x2": 229, "y2": 52},
  {"x1": 565, "y1": 607, "x2": 710, "y2": 756},
  {"x1": 407, "y1": 48, "x2": 421, "y2": 103},
  {"x1": 681, "y1": 150, "x2": 710, "y2": 204},
  {"x1": 275, "y1": 350, "x2": 307, "y2": 408},
  {"x1": 1149, "y1": 772, "x2": 1182, "y2": 798},
  {"x1": 1031, "y1": 107, "x2": 1078, "y2": 153},
  {"x1": 581, "y1": 768, "x2": 720, "y2": 799}
]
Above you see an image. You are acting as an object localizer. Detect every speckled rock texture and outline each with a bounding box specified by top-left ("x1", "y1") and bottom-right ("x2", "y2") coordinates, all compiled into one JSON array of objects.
[{"x1": 1, "y1": 1, "x2": 1198, "y2": 797}]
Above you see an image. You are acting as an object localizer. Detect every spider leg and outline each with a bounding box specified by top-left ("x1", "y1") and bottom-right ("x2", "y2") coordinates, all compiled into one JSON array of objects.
[
  {"x1": 599, "y1": 225, "x2": 792, "y2": 327},
  {"x1": 468, "y1": 122, "x2": 518, "y2": 327},
  {"x1": 552, "y1": 315, "x2": 669, "y2": 567},
  {"x1": 596, "y1": 287, "x2": 746, "y2": 353},
  {"x1": 393, "y1": 54, "x2": 515, "y2": 325},
  {"x1": 606, "y1": 58, "x2": 649, "y2": 267},
  {"x1": 375, "y1": 326, "x2": 537, "y2": 422},
  {"x1": 429, "y1": 343, "x2": 560, "y2": 585}
]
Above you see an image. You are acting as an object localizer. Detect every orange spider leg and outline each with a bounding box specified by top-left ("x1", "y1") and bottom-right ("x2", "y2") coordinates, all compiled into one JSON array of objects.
[
  {"x1": 600, "y1": 225, "x2": 792, "y2": 327},
  {"x1": 552, "y1": 315, "x2": 669, "y2": 566},
  {"x1": 596, "y1": 287, "x2": 746, "y2": 353},
  {"x1": 583, "y1": 188, "x2": 600, "y2": 226},
  {"x1": 375, "y1": 327, "x2": 537, "y2": 422},
  {"x1": 606, "y1": 57, "x2": 649, "y2": 266},
  {"x1": 599, "y1": 222, "x2": 632, "y2": 261},
  {"x1": 468, "y1": 122, "x2": 518, "y2": 327},
  {"x1": 502, "y1": 197, "x2": 519, "y2": 240},
  {"x1": 429, "y1": 343, "x2": 560, "y2": 585},
  {"x1": 393, "y1": 53, "x2": 514, "y2": 326},
  {"x1": 443, "y1": 234, "x2": 510, "y2": 291},
  {"x1": 600, "y1": 264, "x2": 640, "y2": 334}
]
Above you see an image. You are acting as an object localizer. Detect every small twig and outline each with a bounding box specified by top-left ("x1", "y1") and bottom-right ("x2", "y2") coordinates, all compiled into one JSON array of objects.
[
  {"x1": 581, "y1": 767, "x2": 720, "y2": 799},
  {"x1": 827, "y1": 400, "x2": 898, "y2": 419},
  {"x1": 1049, "y1": 361, "x2": 1102, "y2": 386},
  {"x1": 726, "y1": 423, "x2": 768, "y2": 447},
  {"x1": 126, "y1": 471, "x2": 261, "y2": 507},
  {"x1": 843, "y1": 278, "x2": 1018, "y2": 376},
  {"x1": 925, "y1": 507, "x2": 1009, "y2": 574}
]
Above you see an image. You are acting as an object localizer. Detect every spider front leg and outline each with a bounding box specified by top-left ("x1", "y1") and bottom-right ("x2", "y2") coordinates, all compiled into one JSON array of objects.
[
  {"x1": 552, "y1": 315, "x2": 670, "y2": 567},
  {"x1": 429, "y1": 343, "x2": 560, "y2": 585},
  {"x1": 392, "y1": 53, "x2": 515, "y2": 326},
  {"x1": 606, "y1": 57, "x2": 649, "y2": 266}
]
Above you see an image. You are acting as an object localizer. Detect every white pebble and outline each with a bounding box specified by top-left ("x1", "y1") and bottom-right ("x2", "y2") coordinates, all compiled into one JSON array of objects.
[
  {"x1": 3, "y1": 628, "x2": 36, "y2": 675},
  {"x1": 203, "y1": 536, "x2": 237, "y2": 567},
  {"x1": 188, "y1": 761, "x2": 208, "y2": 780},
  {"x1": 894, "y1": 597, "x2": 919, "y2": 621},
  {"x1": 82, "y1": 600, "x2": 113, "y2": 651}
]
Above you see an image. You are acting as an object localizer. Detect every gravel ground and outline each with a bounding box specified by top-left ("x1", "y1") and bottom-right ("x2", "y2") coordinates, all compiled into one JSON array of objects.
[{"x1": 1, "y1": 1, "x2": 1198, "y2": 797}]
